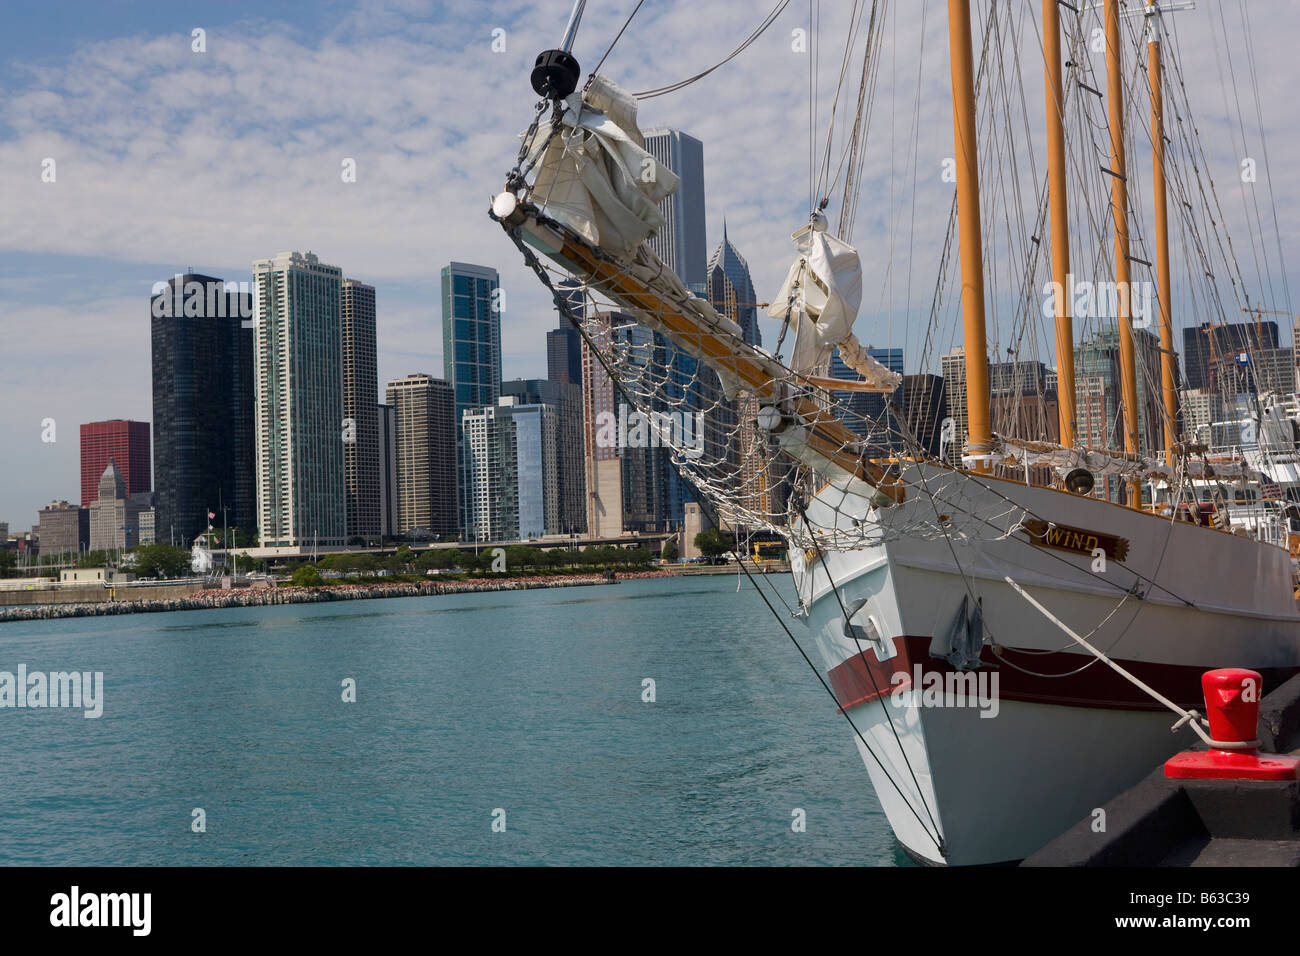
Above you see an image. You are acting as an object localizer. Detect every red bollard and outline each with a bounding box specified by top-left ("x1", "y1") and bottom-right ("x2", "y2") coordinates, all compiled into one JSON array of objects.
[{"x1": 1164, "y1": 668, "x2": 1300, "y2": 781}]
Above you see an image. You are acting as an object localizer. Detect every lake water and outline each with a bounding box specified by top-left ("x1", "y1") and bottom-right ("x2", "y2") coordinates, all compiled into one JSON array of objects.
[{"x1": 0, "y1": 575, "x2": 901, "y2": 865}]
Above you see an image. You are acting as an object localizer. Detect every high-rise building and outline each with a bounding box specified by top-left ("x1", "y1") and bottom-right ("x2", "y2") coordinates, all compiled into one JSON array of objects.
[
  {"x1": 88, "y1": 461, "x2": 150, "y2": 552},
  {"x1": 900, "y1": 374, "x2": 947, "y2": 457},
  {"x1": 1182, "y1": 321, "x2": 1279, "y2": 390},
  {"x1": 463, "y1": 397, "x2": 560, "y2": 541},
  {"x1": 150, "y1": 273, "x2": 254, "y2": 546},
  {"x1": 376, "y1": 403, "x2": 399, "y2": 539},
  {"x1": 708, "y1": 229, "x2": 773, "y2": 526},
  {"x1": 385, "y1": 374, "x2": 457, "y2": 539},
  {"x1": 36, "y1": 501, "x2": 87, "y2": 556},
  {"x1": 581, "y1": 313, "x2": 625, "y2": 537},
  {"x1": 1213, "y1": 346, "x2": 1294, "y2": 397},
  {"x1": 341, "y1": 278, "x2": 381, "y2": 543},
  {"x1": 1074, "y1": 325, "x2": 1167, "y2": 500},
  {"x1": 80, "y1": 421, "x2": 150, "y2": 508},
  {"x1": 989, "y1": 359, "x2": 1048, "y2": 397},
  {"x1": 502, "y1": 379, "x2": 586, "y2": 534},
  {"x1": 643, "y1": 129, "x2": 707, "y2": 293},
  {"x1": 707, "y1": 225, "x2": 760, "y2": 347},
  {"x1": 441, "y1": 262, "x2": 502, "y2": 535},
  {"x1": 251, "y1": 251, "x2": 346, "y2": 548},
  {"x1": 1178, "y1": 387, "x2": 1223, "y2": 444},
  {"x1": 830, "y1": 347, "x2": 904, "y2": 449},
  {"x1": 547, "y1": 325, "x2": 583, "y2": 386},
  {"x1": 940, "y1": 348, "x2": 970, "y2": 465},
  {"x1": 642, "y1": 129, "x2": 716, "y2": 527}
]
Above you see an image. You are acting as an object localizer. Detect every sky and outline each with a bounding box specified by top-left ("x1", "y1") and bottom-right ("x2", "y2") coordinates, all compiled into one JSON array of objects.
[{"x1": 1, "y1": 0, "x2": 1297, "y2": 529}]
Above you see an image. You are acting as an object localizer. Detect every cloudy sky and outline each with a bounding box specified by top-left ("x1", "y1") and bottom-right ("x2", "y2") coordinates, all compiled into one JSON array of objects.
[{"x1": 1, "y1": 0, "x2": 1296, "y2": 529}]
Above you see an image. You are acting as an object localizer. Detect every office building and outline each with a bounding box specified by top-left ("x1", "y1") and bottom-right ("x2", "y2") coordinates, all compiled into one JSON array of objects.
[
  {"x1": 81, "y1": 420, "x2": 150, "y2": 508},
  {"x1": 386, "y1": 374, "x2": 457, "y2": 539},
  {"x1": 36, "y1": 501, "x2": 87, "y2": 556},
  {"x1": 441, "y1": 262, "x2": 502, "y2": 535},
  {"x1": 502, "y1": 379, "x2": 586, "y2": 534},
  {"x1": 463, "y1": 397, "x2": 559, "y2": 541},
  {"x1": 150, "y1": 272, "x2": 254, "y2": 546},
  {"x1": 341, "y1": 278, "x2": 381, "y2": 542},
  {"x1": 376, "y1": 403, "x2": 399, "y2": 539},
  {"x1": 1183, "y1": 321, "x2": 1279, "y2": 390}
]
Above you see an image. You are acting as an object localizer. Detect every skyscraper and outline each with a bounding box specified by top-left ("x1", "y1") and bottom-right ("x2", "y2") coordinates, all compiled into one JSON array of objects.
[
  {"x1": 643, "y1": 129, "x2": 707, "y2": 293},
  {"x1": 582, "y1": 312, "x2": 625, "y2": 537},
  {"x1": 376, "y1": 403, "x2": 398, "y2": 539},
  {"x1": 502, "y1": 379, "x2": 586, "y2": 534},
  {"x1": 441, "y1": 262, "x2": 501, "y2": 536},
  {"x1": 463, "y1": 397, "x2": 560, "y2": 541},
  {"x1": 900, "y1": 375, "x2": 947, "y2": 457},
  {"x1": 643, "y1": 128, "x2": 714, "y2": 527},
  {"x1": 1182, "y1": 321, "x2": 1278, "y2": 390},
  {"x1": 707, "y1": 224, "x2": 760, "y2": 346},
  {"x1": 547, "y1": 326, "x2": 583, "y2": 386},
  {"x1": 385, "y1": 374, "x2": 457, "y2": 539},
  {"x1": 150, "y1": 273, "x2": 254, "y2": 545},
  {"x1": 80, "y1": 420, "x2": 150, "y2": 508},
  {"x1": 941, "y1": 348, "x2": 970, "y2": 466},
  {"x1": 830, "y1": 347, "x2": 904, "y2": 448},
  {"x1": 1075, "y1": 325, "x2": 1166, "y2": 500},
  {"x1": 251, "y1": 251, "x2": 346, "y2": 548},
  {"x1": 341, "y1": 279, "x2": 380, "y2": 542},
  {"x1": 88, "y1": 461, "x2": 150, "y2": 552}
]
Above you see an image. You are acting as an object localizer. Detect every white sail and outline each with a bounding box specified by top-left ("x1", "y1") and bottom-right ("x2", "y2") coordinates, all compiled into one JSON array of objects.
[
  {"x1": 525, "y1": 77, "x2": 677, "y2": 256},
  {"x1": 767, "y1": 221, "x2": 903, "y2": 389}
]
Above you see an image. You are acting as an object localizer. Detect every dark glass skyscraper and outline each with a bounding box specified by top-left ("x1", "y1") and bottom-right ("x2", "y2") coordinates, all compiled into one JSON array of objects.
[
  {"x1": 441, "y1": 262, "x2": 501, "y2": 536},
  {"x1": 150, "y1": 273, "x2": 253, "y2": 545},
  {"x1": 341, "y1": 279, "x2": 380, "y2": 542}
]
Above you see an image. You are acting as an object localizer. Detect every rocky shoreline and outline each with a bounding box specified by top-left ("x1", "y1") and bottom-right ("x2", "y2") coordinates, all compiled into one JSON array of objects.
[{"x1": 0, "y1": 573, "x2": 643, "y2": 623}]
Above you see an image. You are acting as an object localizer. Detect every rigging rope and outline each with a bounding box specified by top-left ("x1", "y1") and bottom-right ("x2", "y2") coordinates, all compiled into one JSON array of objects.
[{"x1": 632, "y1": 0, "x2": 796, "y2": 99}]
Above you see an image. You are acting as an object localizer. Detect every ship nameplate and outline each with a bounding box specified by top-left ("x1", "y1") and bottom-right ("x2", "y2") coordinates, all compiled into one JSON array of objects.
[{"x1": 1020, "y1": 519, "x2": 1129, "y2": 562}]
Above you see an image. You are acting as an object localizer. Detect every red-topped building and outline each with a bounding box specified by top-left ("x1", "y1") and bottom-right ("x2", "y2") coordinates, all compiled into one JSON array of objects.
[{"x1": 80, "y1": 420, "x2": 151, "y2": 506}]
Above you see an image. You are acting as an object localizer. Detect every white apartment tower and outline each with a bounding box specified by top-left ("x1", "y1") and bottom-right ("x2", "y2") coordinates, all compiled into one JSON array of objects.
[{"x1": 252, "y1": 251, "x2": 346, "y2": 548}]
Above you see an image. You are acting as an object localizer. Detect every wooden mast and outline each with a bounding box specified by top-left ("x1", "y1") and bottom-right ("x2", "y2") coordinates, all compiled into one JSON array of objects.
[
  {"x1": 1104, "y1": 0, "x2": 1143, "y2": 507},
  {"x1": 1041, "y1": 0, "x2": 1075, "y2": 449},
  {"x1": 1146, "y1": 0, "x2": 1179, "y2": 463},
  {"x1": 947, "y1": 0, "x2": 992, "y2": 473}
]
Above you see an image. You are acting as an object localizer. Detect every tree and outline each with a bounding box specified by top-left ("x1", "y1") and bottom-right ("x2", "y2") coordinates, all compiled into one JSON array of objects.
[
  {"x1": 131, "y1": 543, "x2": 193, "y2": 579},
  {"x1": 694, "y1": 528, "x2": 730, "y2": 562},
  {"x1": 388, "y1": 545, "x2": 414, "y2": 572},
  {"x1": 0, "y1": 549, "x2": 16, "y2": 576},
  {"x1": 660, "y1": 539, "x2": 678, "y2": 562},
  {"x1": 291, "y1": 564, "x2": 323, "y2": 587}
]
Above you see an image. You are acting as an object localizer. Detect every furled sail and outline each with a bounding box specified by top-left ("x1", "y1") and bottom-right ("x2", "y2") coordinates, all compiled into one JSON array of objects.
[
  {"x1": 525, "y1": 76, "x2": 677, "y2": 257},
  {"x1": 998, "y1": 437, "x2": 1257, "y2": 483},
  {"x1": 767, "y1": 219, "x2": 903, "y2": 391}
]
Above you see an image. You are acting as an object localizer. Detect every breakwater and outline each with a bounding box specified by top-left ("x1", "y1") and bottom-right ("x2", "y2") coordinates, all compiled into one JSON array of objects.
[{"x1": 0, "y1": 575, "x2": 620, "y2": 623}]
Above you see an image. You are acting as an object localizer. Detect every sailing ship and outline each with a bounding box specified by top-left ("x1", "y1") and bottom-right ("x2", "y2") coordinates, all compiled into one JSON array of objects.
[{"x1": 491, "y1": 0, "x2": 1300, "y2": 864}]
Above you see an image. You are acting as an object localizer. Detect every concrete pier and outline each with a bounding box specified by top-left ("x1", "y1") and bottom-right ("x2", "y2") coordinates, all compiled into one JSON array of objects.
[{"x1": 1023, "y1": 672, "x2": 1300, "y2": 866}]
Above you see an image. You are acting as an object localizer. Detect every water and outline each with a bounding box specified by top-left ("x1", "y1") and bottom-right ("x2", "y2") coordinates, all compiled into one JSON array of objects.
[{"x1": 0, "y1": 575, "x2": 901, "y2": 865}]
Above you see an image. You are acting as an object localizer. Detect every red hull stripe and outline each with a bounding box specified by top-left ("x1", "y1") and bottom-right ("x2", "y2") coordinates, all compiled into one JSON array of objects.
[{"x1": 826, "y1": 635, "x2": 1300, "y2": 713}]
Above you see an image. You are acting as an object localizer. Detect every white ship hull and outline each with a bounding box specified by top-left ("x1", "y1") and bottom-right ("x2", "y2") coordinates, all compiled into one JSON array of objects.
[{"x1": 793, "y1": 463, "x2": 1300, "y2": 865}]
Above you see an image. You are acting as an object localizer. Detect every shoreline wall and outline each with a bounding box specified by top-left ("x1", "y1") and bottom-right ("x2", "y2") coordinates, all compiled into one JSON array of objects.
[{"x1": 0, "y1": 575, "x2": 621, "y2": 623}]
